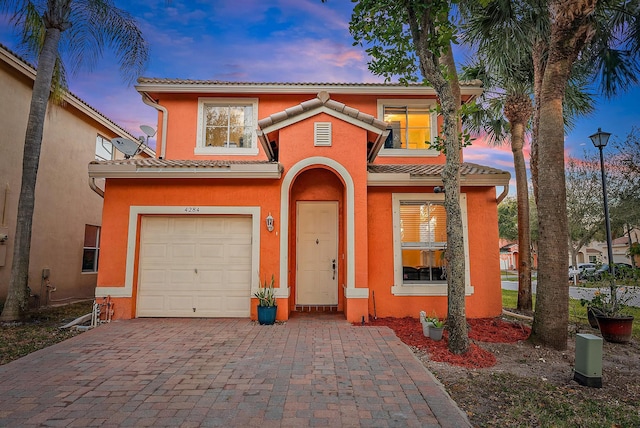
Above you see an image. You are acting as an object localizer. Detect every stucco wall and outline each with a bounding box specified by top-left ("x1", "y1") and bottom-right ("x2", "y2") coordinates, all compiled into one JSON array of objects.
[
  {"x1": 366, "y1": 186, "x2": 503, "y2": 319},
  {"x1": 0, "y1": 57, "x2": 121, "y2": 305}
]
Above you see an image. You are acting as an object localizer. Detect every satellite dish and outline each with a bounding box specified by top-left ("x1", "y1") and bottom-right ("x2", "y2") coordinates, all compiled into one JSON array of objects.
[
  {"x1": 140, "y1": 125, "x2": 156, "y2": 138},
  {"x1": 110, "y1": 125, "x2": 155, "y2": 159},
  {"x1": 111, "y1": 137, "x2": 143, "y2": 159}
]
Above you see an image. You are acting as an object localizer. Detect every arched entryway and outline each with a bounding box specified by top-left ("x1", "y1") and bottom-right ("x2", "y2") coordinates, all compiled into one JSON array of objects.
[{"x1": 289, "y1": 166, "x2": 345, "y2": 312}]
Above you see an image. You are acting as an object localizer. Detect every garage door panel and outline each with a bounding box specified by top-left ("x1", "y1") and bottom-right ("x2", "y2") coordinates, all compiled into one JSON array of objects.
[
  {"x1": 138, "y1": 216, "x2": 252, "y2": 318},
  {"x1": 173, "y1": 218, "x2": 199, "y2": 234},
  {"x1": 197, "y1": 243, "x2": 225, "y2": 260},
  {"x1": 171, "y1": 243, "x2": 196, "y2": 259},
  {"x1": 141, "y1": 243, "x2": 168, "y2": 259}
]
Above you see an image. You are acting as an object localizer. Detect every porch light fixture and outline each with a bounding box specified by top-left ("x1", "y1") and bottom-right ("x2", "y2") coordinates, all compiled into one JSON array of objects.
[
  {"x1": 266, "y1": 213, "x2": 274, "y2": 232},
  {"x1": 589, "y1": 128, "x2": 614, "y2": 277}
]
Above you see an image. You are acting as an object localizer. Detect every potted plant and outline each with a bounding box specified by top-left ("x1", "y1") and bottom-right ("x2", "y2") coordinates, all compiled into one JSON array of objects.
[
  {"x1": 429, "y1": 318, "x2": 445, "y2": 341},
  {"x1": 581, "y1": 276, "x2": 634, "y2": 343},
  {"x1": 254, "y1": 274, "x2": 277, "y2": 325},
  {"x1": 420, "y1": 311, "x2": 435, "y2": 336}
]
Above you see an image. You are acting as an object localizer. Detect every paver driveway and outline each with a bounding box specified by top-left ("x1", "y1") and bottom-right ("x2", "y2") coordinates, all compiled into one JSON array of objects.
[{"x1": 0, "y1": 313, "x2": 470, "y2": 427}]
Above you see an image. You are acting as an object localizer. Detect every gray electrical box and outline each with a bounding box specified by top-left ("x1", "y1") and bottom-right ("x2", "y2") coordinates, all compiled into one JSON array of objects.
[{"x1": 573, "y1": 333, "x2": 603, "y2": 388}]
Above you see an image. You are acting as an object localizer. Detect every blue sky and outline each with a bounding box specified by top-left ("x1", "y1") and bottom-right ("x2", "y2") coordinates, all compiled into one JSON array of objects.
[{"x1": 1, "y1": 0, "x2": 639, "y2": 187}]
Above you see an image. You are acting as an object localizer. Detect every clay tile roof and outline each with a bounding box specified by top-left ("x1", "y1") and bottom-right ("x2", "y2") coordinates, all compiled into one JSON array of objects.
[
  {"x1": 367, "y1": 162, "x2": 509, "y2": 176},
  {"x1": 258, "y1": 91, "x2": 388, "y2": 132},
  {"x1": 136, "y1": 78, "x2": 483, "y2": 88},
  {"x1": 89, "y1": 158, "x2": 278, "y2": 168}
]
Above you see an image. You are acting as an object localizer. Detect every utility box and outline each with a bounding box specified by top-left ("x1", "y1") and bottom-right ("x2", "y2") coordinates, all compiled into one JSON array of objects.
[{"x1": 573, "y1": 333, "x2": 603, "y2": 388}]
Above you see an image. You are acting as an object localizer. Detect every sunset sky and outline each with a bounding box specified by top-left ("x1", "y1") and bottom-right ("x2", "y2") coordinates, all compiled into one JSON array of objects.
[{"x1": 2, "y1": 0, "x2": 638, "y2": 190}]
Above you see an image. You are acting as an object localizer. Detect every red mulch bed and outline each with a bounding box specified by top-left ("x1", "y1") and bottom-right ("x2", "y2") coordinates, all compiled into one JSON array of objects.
[{"x1": 358, "y1": 317, "x2": 531, "y2": 369}]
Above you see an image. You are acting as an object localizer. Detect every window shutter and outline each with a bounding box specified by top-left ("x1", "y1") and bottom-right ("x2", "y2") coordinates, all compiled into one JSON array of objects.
[{"x1": 314, "y1": 122, "x2": 332, "y2": 146}]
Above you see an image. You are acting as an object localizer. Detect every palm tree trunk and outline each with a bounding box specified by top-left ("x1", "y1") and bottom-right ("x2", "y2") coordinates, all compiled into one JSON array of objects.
[
  {"x1": 0, "y1": 28, "x2": 62, "y2": 321},
  {"x1": 511, "y1": 123, "x2": 533, "y2": 311},
  {"x1": 531, "y1": 0, "x2": 596, "y2": 350}
]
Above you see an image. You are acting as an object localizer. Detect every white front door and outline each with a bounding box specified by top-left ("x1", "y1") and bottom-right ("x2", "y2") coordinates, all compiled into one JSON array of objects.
[{"x1": 296, "y1": 201, "x2": 338, "y2": 305}]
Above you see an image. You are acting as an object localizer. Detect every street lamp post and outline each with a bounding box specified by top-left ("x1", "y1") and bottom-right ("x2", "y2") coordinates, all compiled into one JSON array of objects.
[{"x1": 589, "y1": 128, "x2": 615, "y2": 280}]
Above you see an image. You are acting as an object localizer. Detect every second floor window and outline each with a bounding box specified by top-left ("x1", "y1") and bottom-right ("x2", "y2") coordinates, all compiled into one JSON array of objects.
[
  {"x1": 196, "y1": 98, "x2": 258, "y2": 155},
  {"x1": 95, "y1": 135, "x2": 114, "y2": 160},
  {"x1": 378, "y1": 99, "x2": 438, "y2": 155}
]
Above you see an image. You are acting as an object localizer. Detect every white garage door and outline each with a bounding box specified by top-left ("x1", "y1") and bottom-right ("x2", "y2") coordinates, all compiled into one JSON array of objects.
[{"x1": 137, "y1": 216, "x2": 252, "y2": 317}]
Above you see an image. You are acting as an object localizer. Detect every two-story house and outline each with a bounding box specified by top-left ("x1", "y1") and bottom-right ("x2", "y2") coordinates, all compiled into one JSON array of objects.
[
  {"x1": 89, "y1": 80, "x2": 510, "y2": 323},
  {"x1": 0, "y1": 44, "x2": 153, "y2": 307}
]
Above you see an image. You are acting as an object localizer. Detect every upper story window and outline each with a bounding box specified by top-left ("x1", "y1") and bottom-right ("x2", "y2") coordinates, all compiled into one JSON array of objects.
[
  {"x1": 95, "y1": 135, "x2": 114, "y2": 161},
  {"x1": 378, "y1": 99, "x2": 439, "y2": 157},
  {"x1": 196, "y1": 98, "x2": 259, "y2": 155}
]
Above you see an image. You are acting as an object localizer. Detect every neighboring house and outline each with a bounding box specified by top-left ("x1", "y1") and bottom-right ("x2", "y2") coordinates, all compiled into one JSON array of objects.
[
  {"x1": 499, "y1": 240, "x2": 518, "y2": 271},
  {"x1": 89, "y1": 80, "x2": 511, "y2": 323},
  {"x1": 569, "y1": 229, "x2": 639, "y2": 266},
  {"x1": 0, "y1": 44, "x2": 153, "y2": 307}
]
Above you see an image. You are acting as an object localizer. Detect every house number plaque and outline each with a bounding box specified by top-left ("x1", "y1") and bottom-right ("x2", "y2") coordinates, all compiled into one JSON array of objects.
[{"x1": 184, "y1": 207, "x2": 200, "y2": 213}]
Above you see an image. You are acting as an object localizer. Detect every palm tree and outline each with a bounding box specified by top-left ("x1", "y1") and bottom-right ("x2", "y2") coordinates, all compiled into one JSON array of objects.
[
  {"x1": 461, "y1": 0, "x2": 640, "y2": 350},
  {"x1": 460, "y1": 59, "x2": 535, "y2": 312},
  {"x1": 0, "y1": 0, "x2": 148, "y2": 321},
  {"x1": 532, "y1": 0, "x2": 640, "y2": 350}
]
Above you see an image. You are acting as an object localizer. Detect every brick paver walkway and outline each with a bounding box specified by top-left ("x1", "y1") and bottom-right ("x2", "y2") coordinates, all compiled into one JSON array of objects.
[{"x1": 0, "y1": 313, "x2": 470, "y2": 427}]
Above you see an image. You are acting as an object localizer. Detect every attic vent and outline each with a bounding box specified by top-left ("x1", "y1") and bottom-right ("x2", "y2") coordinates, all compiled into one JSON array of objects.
[{"x1": 314, "y1": 122, "x2": 332, "y2": 146}]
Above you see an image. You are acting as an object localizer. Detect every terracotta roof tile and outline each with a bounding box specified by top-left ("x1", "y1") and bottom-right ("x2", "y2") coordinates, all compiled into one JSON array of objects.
[
  {"x1": 367, "y1": 162, "x2": 509, "y2": 176},
  {"x1": 258, "y1": 91, "x2": 387, "y2": 132},
  {"x1": 137, "y1": 78, "x2": 483, "y2": 88},
  {"x1": 90, "y1": 158, "x2": 278, "y2": 168}
]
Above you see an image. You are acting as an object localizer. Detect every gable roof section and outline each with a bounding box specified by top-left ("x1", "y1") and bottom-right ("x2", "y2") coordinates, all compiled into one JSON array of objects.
[
  {"x1": 256, "y1": 91, "x2": 389, "y2": 161},
  {"x1": 0, "y1": 43, "x2": 155, "y2": 157},
  {"x1": 368, "y1": 163, "x2": 511, "y2": 187},
  {"x1": 88, "y1": 158, "x2": 282, "y2": 179}
]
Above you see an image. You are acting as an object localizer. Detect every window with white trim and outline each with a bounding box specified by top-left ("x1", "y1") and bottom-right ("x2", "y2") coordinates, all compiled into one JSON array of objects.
[
  {"x1": 196, "y1": 98, "x2": 259, "y2": 155},
  {"x1": 95, "y1": 135, "x2": 114, "y2": 161},
  {"x1": 378, "y1": 99, "x2": 439, "y2": 156},
  {"x1": 82, "y1": 225, "x2": 100, "y2": 273},
  {"x1": 391, "y1": 193, "x2": 472, "y2": 296}
]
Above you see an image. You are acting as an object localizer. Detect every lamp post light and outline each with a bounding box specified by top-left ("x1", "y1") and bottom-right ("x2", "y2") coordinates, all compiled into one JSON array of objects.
[{"x1": 589, "y1": 128, "x2": 615, "y2": 280}]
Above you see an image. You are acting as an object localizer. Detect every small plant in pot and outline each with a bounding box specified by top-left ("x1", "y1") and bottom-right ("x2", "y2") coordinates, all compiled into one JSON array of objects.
[
  {"x1": 254, "y1": 274, "x2": 277, "y2": 325},
  {"x1": 580, "y1": 275, "x2": 634, "y2": 343},
  {"x1": 420, "y1": 311, "x2": 436, "y2": 336},
  {"x1": 429, "y1": 318, "x2": 445, "y2": 341}
]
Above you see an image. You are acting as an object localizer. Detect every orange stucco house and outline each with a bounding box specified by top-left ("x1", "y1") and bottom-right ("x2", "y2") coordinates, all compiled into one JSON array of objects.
[{"x1": 89, "y1": 81, "x2": 510, "y2": 323}]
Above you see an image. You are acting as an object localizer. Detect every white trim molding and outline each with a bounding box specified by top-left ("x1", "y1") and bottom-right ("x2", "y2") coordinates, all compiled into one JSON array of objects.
[{"x1": 95, "y1": 205, "x2": 262, "y2": 298}]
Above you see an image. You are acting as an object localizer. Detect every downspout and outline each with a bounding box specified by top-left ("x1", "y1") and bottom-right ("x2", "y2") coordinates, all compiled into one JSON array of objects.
[
  {"x1": 496, "y1": 184, "x2": 509, "y2": 204},
  {"x1": 141, "y1": 93, "x2": 167, "y2": 159},
  {"x1": 89, "y1": 177, "x2": 104, "y2": 198}
]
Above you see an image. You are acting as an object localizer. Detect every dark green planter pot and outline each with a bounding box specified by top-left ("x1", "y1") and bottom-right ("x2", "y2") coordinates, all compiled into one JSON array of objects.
[
  {"x1": 257, "y1": 305, "x2": 277, "y2": 325},
  {"x1": 596, "y1": 315, "x2": 634, "y2": 343}
]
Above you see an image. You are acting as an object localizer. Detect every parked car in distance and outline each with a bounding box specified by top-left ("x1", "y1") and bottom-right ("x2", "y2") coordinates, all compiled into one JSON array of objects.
[
  {"x1": 590, "y1": 263, "x2": 636, "y2": 281},
  {"x1": 569, "y1": 263, "x2": 596, "y2": 280}
]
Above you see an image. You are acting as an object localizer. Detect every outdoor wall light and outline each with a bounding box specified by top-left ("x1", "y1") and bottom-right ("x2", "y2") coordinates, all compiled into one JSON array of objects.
[{"x1": 266, "y1": 213, "x2": 275, "y2": 232}]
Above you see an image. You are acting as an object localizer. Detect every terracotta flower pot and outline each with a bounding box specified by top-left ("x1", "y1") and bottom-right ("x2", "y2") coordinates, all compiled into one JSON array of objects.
[{"x1": 595, "y1": 315, "x2": 634, "y2": 343}]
